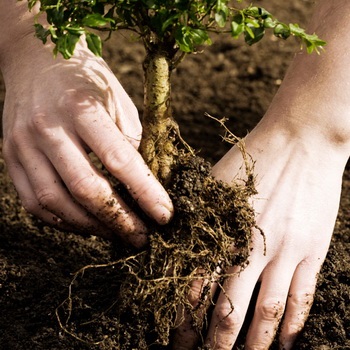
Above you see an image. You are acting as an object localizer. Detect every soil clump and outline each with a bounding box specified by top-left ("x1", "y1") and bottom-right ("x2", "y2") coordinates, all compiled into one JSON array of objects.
[
  {"x1": 54, "y1": 151, "x2": 258, "y2": 349},
  {"x1": 0, "y1": 1, "x2": 349, "y2": 349}
]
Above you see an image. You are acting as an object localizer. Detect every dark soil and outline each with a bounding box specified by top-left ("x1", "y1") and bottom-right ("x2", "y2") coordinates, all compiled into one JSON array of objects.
[
  {"x1": 53, "y1": 152, "x2": 257, "y2": 350},
  {"x1": 0, "y1": 1, "x2": 349, "y2": 349}
]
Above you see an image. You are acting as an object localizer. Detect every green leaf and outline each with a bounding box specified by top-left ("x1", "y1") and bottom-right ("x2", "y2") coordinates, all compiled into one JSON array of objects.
[
  {"x1": 274, "y1": 23, "x2": 291, "y2": 40},
  {"x1": 143, "y1": 0, "x2": 157, "y2": 9},
  {"x1": 27, "y1": 0, "x2": 326, "y2": 57},
  {"x1": 56, "y1": 33, "x2": 80, "y2": 59},
  {"x1": 232, "y1": 13, "x2": 243, "y2": 25},
  {"x1": 258, "y1": 7, "x2": 272, "y2": 19},
  {"x1": 46, "y1": 8, "x2": 64, "y2": 26},
  {"x1": 245, "y1": 25, "x2": 265, "y2": 45},
  {"x1": 49, "y1": 26, "x2": 57, "y2": 40},
  {"x1": 231, "y1": 20, "x2": 244, "y2": 39},
  {"x1": 263, "y1": 17, "x2": 276, "y2": 29},
  {"x1": 161, "y1": 14, "x2": 179, "y2": 33},
  {"x1": 245, "y1": 18, "x2": 260, "y2": 28},
  {"x1": 190, "y1": 28, "x2": 211, "y2": 45},
  {"x1": 289, "y1": 23, "x2": 326, "y2": 53},
  {"x1": 245, "y1": 6, "x2": 260, "y2": 17},
  {"x1": 215, "y1": 0, "x2": 229, "y2": 28},
  {"x1": 82, "y1": 13, "x2": 114, "y2": 27},
  {"x1": 85, "y1": 32, "x2": 103, "y2": 57},
  {"x1": 244, "y1": 25, "x2": 255, "y2": 39},
  {"x1": 215, "y1": 10, "x2": 228, "y2": 28},
  {"x1": 65, "y1": 26, "x2": 85, "y2": 36},
  {"x1": 289, "y1": 23, "x2": 305, "y2": 36},
  {"x1": 175, "y1": 26, "x2": 211, "y2": 53}
]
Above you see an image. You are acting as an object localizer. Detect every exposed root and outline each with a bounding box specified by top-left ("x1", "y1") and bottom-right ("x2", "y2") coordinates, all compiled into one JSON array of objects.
[{"x1": 56, "y1": 145, "x2": 259, "y2": 349}]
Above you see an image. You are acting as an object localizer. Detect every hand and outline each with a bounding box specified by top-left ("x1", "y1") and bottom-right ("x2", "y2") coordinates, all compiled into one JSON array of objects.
[
  {"x1": 173, "y1": 120, "x2": 347, "y2": 349},
  {"x1": 1, "y1": 33, "x2": 173, "y2": 247},
  {"x1": 173, "y1": 1, "x2": 350, "y2": 346}
]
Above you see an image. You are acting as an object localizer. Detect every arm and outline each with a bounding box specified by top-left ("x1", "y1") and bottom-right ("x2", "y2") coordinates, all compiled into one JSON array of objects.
[
  {"x1": 174, "y1": 0, "x2": 350, "y2": 349},
  {"x1": 0, "y1": 2, "x2": 173, "y2": 247}
]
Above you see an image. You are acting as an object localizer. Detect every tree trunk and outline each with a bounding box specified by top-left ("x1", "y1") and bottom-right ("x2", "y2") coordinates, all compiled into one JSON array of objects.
[{"x1": 139, "y1": 49, "x2": 180, "y2": 185}]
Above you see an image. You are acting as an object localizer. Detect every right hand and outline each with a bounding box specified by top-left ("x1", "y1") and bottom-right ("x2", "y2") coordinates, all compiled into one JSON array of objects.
[
  {"x1": 173, "y1": 116, "x2": 348, "y2": 349},
  {"x1": 1, "y1": 33, "x2": 173, "y2": 248}
]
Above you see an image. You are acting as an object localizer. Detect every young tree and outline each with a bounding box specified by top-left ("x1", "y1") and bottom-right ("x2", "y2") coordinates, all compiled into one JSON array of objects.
[
  {"x1": 29, "y1": 0, "x2": 325, "y2": 183},
  {"x1": 26, "y1": 1, "x2": 325, "y2": 348}
]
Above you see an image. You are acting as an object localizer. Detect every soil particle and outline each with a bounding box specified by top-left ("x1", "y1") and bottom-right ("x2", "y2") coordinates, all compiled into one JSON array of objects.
[{"x1": 0, "y1": 1, "x2": 349, "y2": 349}]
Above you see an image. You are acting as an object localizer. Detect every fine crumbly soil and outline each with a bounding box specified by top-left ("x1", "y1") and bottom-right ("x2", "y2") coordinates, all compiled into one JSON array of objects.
[{"x1": 0, "y1": 1, "x2": 349, "y2": 349}]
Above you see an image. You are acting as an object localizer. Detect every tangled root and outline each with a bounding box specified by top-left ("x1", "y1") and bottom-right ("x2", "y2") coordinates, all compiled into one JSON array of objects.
[{"x1": 56, "y1": 149, "x2": 260, "y2": 349}]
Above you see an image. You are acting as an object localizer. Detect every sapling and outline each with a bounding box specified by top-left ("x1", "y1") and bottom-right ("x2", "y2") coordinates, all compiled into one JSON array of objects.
[
  {"x1": 28, "y1": 0, "x2": 325, "y2": 183},
  {"x1": 25, "y1": 1, "x2": 325, "y2": 348}
]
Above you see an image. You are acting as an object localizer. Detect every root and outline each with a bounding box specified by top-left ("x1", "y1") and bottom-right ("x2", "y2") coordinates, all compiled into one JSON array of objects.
[{"x1": 56, "y1": 142, "x2": 259, "y2": 349}]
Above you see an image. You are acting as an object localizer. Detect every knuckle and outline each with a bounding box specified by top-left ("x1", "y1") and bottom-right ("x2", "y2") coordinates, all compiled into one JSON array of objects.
[
  {"x1": 214, "y1": 304, "x2": 243, "y2": 333},
  {"x1": 29, "y1": 114, "x2": 62, "y2": 144},
  {"x1": 100, "y1": 143, "x2": 138, "y2": 175},
  {"x1": 257, "y1": 298, "x2": 285, "y2": 321},
  {"x1": 30, "y1": 113, "x2": 50, "y2": 134},
  {"x1": 35, "y1": 188, "x2": 60, "y2": 209},
  {"x1": 6, "y1": 127, "x2": 33, "y2": 154},
  {"x1": 61, "y1": 88, "x2": 99, "y2": 106},
  {"x1": 288, "y1": 291, "x2": 314, "y2": 308},
  {"x1": 68, "y1": 173, "x2": 103, "y2": 200}
]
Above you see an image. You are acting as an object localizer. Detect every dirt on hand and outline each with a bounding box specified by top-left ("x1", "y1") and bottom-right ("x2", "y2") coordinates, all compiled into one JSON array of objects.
[{"x1": 0, "y1": 1, "x2": 349, "y2": 349}]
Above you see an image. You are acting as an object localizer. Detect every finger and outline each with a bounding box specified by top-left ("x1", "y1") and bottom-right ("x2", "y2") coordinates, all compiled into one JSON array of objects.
[
  {"x1": 245, "y1": 259, "x2": 296, "y2": 350},
  {"x1": 5, "y1": 159, "x2": 64, "y2": 224},
  {"x1": 205, "y1": 260, "x2": 265, "y2": 350},
  {"x1": 6, "y1": 149, "x2": 115, "y2": 239},
  {"x1": 38, "y1": 136, "x2": 149, "y2": 247},
  {"x1": 111, "y1": 78, "x2": 143, "y2": 149},
  {"x1": 74, "y1": 103, "x2": 173, "y2": 224},
  {"x1": 4, "y1": 153, "x2": 80, "y2": 232},
  {"x1": 79, "y1": 55, "x2": 143, "y2": 149},
  {"x1": 173, "y1": 273, "x2": 217, "y2": 350},
  {"x1": 279, "y1": 259, "x2": 321, "y2": 350}
]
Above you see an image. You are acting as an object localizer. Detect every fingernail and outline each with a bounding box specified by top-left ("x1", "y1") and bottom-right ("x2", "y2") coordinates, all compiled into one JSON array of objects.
[{"x1": 154, "y1": 200, "x2": 174, "y2": 225}]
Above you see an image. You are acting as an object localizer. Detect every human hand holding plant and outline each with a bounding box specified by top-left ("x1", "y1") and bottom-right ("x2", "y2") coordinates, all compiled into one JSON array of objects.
[
  {"x1": 2, "y1": 0, "x2": 345, "y2": 349},
  {"x1": 174, "y1": 111, "x2": 348, "y2": 349},
  {"x1": 0, "y1": 2, "x2": 173, "y2": 247},
  {"x1": 173, "y1": 1, "x2": 350, "y2": 348}
]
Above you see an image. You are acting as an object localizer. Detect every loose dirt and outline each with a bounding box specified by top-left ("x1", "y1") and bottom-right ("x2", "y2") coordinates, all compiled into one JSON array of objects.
[{"x1": 0, "y1": 1, "x2": 349, "y2": 349}]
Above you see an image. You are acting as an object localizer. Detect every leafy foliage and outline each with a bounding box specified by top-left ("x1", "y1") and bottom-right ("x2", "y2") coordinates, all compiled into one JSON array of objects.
[{"x1": 27, "y1": 0, "x2": 326, "y2": 59}]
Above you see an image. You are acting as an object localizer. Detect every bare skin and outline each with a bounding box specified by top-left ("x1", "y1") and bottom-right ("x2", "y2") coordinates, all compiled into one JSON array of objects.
[
  {"x1": 0, "y1": 2, "x2": 173, "y2": 247},
  {"x1": 173, "y1": 0, "x2": 350, "y2": 349},
  {"x1": 1, "y1": 1, "x2": 349, "y2": 349}
]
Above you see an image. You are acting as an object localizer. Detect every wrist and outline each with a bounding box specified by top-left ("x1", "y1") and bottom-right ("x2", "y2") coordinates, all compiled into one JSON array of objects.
[
  {"x1": 263, "y1": 90, "x2": 350, "y2": 159},
  {"x1": 213, "y1": 116, "x2": 348, "y2": 187}
]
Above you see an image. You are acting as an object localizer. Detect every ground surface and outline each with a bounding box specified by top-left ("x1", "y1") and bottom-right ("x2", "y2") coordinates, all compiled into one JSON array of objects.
[{"x1": 0, "y1": 1, "x2": 349, "y2": 349}]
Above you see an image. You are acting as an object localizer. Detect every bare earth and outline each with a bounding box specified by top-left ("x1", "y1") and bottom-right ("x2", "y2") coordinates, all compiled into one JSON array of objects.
[{"x1": 0, "y1": 1, "x2": 349, "y2": 349}]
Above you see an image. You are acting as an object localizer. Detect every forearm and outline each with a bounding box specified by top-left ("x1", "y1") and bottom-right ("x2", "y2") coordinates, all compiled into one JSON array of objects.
[
  {"x1": 0, "y1": 1, "x2": 38, "y2": 45},
  {"x1": 261, "y1": 0, "x2": 350, "y2": 154},
  {"x1": 0, "y1": 2, "x2": 42, "y2": 70}
]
